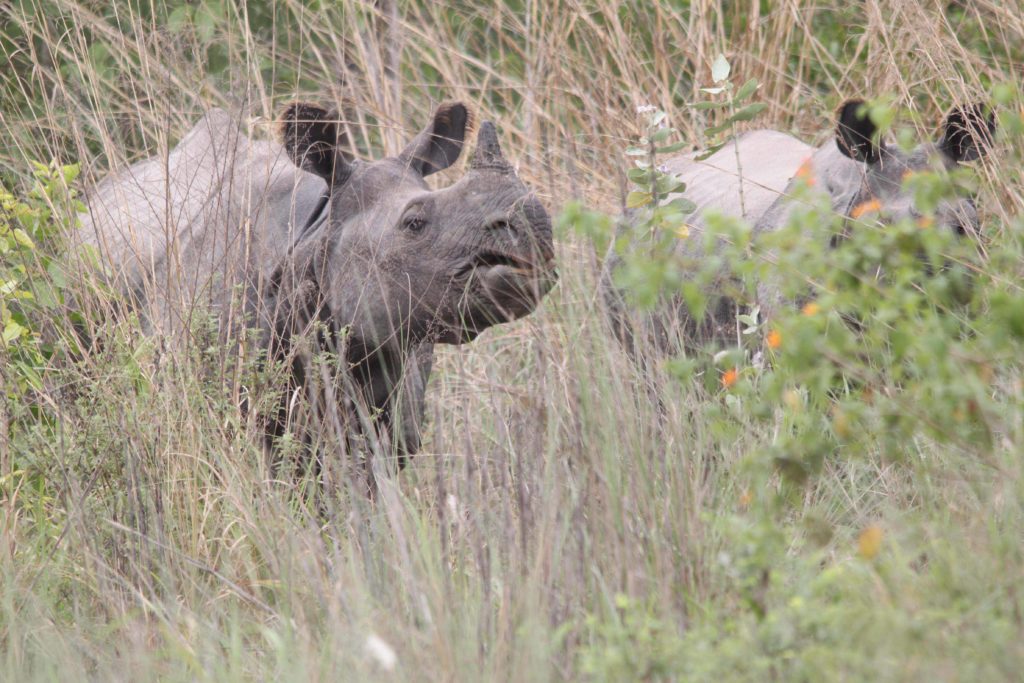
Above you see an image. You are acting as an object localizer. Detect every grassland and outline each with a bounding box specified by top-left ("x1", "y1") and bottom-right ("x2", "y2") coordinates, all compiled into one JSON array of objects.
[{"x1": 2, "y1": 1, "x2": 1024, "y2": 680}]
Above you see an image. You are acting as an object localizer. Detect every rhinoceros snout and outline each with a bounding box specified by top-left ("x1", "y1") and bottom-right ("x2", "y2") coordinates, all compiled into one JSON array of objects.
[
  {"x1": 501, "y1": 194, "x2": 554, "y2": 266},
  {"x1": 477, "y1": 193, "x2": 555, "y2": 266}
]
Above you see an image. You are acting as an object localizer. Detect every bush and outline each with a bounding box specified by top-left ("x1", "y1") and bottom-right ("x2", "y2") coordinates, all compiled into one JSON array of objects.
[
  {"x1": 1, "y1": 161, "x2": 82, "y2": 461},
  {"x1": 567, "y1": 80, "x2": 1024, "y2": 681}
]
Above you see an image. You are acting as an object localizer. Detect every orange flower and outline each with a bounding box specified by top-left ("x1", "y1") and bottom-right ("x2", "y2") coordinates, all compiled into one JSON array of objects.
[
  {"x1": 851, "y1": 198, "x2": 882, "y2": 219},
  {"x1": 795, "y1": 158, "x2": 816, "y2": 186},
  {"x1": 739, "y1": 489, "x2": 753, "y2": 507},
  {"x1": 916, "y1": 216, "x2": 934, "y2": 229},
  {"x1": 721, "y1": 367, "x2": 739, "y2": 389},
  {"x1": 831, "y1": 406, "x2": 850, "y2": 438},
  {"x1": 783, "y1": 389, "x2": 801, "y2": 411},
  {"x1": 801, "y1": 302, "x2": 820, "y2": 316},
  {"x1": 857, "y1": 525, "x2": 884, "y2": 560},
  {"x1": 766, "y1": 329, "x2": 782, "y2": 349}
]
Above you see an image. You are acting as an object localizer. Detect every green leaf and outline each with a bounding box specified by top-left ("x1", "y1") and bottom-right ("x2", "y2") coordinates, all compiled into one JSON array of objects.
[
  {"x1": 681, "y1": 282, "x2": 706, "y2": 321},
  {"x1": 34, "y1": 282, "x2": 59, "y2": 309},
  {"x1": 195, "y1": 4, "x2": 218, "y2": 41},
  {"x1": 656, "y1": 141, "x2": 691, "y2": 154},
  {"x1": 88, "y1": 42, "x2": 112, "y2": 76},
  {"x1": 61, "y1": 163, "x2": 81, "y2": 185},
  {"x1": 2, "y1": 320, "x2": 26, "y2": 344},
  {"x1": 711, "y1": 53, "x2": 731, "y2": 83},
  {"x1": 705, "y1": 122, "x2": 733, "y2": 136},
  {"x1": 168, "y1": 5, "x2": 192, "y2": 31},
  {"x1": 667, "y1": 197, "x2": 697, "y2": 214},
  {"x1": 700, "y1": 87, "x2": 727, "y2": 95},
  {"x1": 12, "y1": 228, "x2": 34, "y2": 249},
  {"x1": 733, "y1": 78, "x2": 759, "y2": 103},
  {"x1": 694, "y1": 143, "x2": 726, "y2": 161},
  {"x1": 655, "y1": 176, "x2": 685, "y2": 195},
  {"x1": 627, "y1": 168, "x2": 653, "y2": 183},
  {"x1": 868, "y1": 102, "x2": 895, "y2": 132},
  {"x1": 46, "y1": 261, "x2": 67, "y2": 289},
  {"x1": 727, "y1": 102, "x2": 768, "y2": 123},
  {"x1": 625, "y1": 147, "x2": 649, "y2": 156},
  {"x1": 658, "y1": 211, "x2": 688, "y2": 229},
  {"x1": 689, "y1": 100, "x2": 729, "y2": 110},
  {"x1": 626, "y1": 191, "x2": 652, "y2": 209},
  {"x1": 650, "y1": 127, "x2": 674, "y2": 142},
  {"x1": 13, "y1": 360, "x2": 43, "y2": 391}
]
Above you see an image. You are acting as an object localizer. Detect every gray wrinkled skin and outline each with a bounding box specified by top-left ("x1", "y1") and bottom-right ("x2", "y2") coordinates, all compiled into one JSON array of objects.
[
  {"x1": 80, "y1": 103, "x2": 555, "y2": 469},
  {"x1": 604, "y1": 100, "x2": 991, "y2": 356}
]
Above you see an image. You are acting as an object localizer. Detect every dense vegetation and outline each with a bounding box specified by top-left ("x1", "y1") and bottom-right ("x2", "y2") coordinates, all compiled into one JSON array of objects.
[{"x1": 2, "y1": 1, "x2": 1024, "y2": 680}]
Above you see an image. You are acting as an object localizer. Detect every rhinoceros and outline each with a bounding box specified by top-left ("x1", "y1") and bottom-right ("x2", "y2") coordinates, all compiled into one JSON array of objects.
[
  {"x1": 603, "y1": 99, "x2": 993, "y2": 355},
  {"x1": 80, "y1": 101, "x2": 556, "y2": 471}
]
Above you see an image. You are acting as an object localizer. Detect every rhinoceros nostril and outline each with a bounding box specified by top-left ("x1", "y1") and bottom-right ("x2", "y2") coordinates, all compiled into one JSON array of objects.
[
  {"x1": 485, "y1": 219, "x2": 519, "y2": 242},
  {"x1": 485, "y1": 219, "x2": 513, "y2": 231}
]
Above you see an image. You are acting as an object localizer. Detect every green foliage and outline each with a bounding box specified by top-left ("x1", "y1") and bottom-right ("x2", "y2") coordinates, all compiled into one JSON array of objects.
[
  {"x1": 601, "y1": 57, "x2": 770, "y2": 318},
  {"x1": 569, "y1": 78, "x2": 1024, "y2": 680},
  {"x1": 579, "y1": 594, "x2": 683, "y2": 682},
  {"x1": 592, "y1": 73, "x2": 1024, "y2": 490},
  {"x1": 0, "y1": 161, "x2": 81, "y2": 397},
  {"x1": 693, "y1": 54, "x2": 767, "y2": 159},
  {"x1": 0, "y1": 161, "x2": 81, "y2": 561}
]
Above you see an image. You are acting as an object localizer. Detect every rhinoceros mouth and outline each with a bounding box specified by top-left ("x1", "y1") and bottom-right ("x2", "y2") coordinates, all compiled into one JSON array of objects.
[
  {"x1": 434, "y1": 249, "x2": 556, "y2": 343},
  {"x1": 455, "y1": 249, "x2": 557, "y2": 310},
  {"x1": 454, "y1": 250, "x2": 543, "y2": 280}
]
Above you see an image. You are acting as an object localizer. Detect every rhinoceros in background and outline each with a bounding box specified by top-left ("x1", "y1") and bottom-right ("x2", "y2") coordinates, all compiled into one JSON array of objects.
[
  {"x1": 603, "y1": 99, "x2": 994, "y2": 356},
  {"x1": 80, "y1": 101, "x2": 556, "y2": 473}
]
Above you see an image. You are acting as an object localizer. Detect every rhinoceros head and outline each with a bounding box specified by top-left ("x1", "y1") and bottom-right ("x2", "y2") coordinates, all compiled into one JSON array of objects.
[
  {"x1": 273, "y1": 102, "x2": 556, "y2": 349},
  {"x1": 834, "y1": 99, "x2": 994, "y2": 235}
]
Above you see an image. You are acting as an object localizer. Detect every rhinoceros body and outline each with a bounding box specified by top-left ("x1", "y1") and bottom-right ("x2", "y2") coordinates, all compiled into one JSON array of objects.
[
  {"x1": 81, "y1": 110, "x2": 326, "y2": 337},
  {"x1": 81, "y1": 103, "x2": 556, "y2": 473},
  {"x1": 604, "y1": 100, "x2": 992, "y2": 354},
  {"x1": 661, "y1": 130, "x2": 815, "y2": 227}
]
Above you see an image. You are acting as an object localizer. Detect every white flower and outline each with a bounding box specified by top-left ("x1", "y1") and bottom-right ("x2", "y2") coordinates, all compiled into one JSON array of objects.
[
  {"x1": 636, "y1": 104, "x2": 657, "y2": 114},
  {"x1": 365, "y1": 633, "x2": 397, "y2": 671}
]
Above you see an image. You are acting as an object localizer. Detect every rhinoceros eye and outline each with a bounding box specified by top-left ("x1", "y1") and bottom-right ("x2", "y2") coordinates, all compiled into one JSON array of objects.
[{"x1": 403, "y1": 216, "x2": 427, "y2": 233}]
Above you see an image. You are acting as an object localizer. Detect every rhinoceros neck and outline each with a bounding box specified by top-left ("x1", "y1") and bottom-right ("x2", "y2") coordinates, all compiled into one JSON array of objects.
[
  {"x1": 804, "y1": 141, "x2": 871, "y2": 217},
  {"x1": 320, "y1": 329, "x2": 432, "y2": 458}
]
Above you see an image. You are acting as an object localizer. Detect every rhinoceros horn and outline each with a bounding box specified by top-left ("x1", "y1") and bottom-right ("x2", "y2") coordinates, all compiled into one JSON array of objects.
[{"x1": 469, "y1": 121, "x2": 514, "y2": 174}]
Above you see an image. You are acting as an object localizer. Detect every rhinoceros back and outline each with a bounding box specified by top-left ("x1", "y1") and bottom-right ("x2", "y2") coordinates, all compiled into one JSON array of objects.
[
  {"x1": 603, "y1": 130, "x2": 817, "y2": 353},
  {"x1": 665, "y1": 130, "x2": 814, "y2": 231},
  {"x1": 79, "y1": 109, "x2": 328, "y2": 337}
]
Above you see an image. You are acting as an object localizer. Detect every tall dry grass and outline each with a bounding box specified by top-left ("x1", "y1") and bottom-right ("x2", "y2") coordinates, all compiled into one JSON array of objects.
[{"x1": 2, "y1": 0, "x2": 1024, "y2": 680}]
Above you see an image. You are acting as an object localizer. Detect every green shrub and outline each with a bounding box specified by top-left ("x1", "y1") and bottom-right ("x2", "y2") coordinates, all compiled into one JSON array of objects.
[
  {"x1": 567, "y1": 80, "x2": 1024, "y2": 681},
  {"x1": 1, "y1": 161, "x2": 82, "y2": 434}
]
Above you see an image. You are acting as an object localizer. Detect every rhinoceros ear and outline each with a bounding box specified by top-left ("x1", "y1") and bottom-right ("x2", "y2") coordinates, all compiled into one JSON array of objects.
[
  {"x1": 939, "y1": 103, "x2": 995, "y2": 163},
  {"x1": 399, "y1": 102, "x2": 471, "y2": 177},
  {"x1": 279, "y1": 103, "x2": 353, "y2": 184},
  {"x1": 836, "y1": 99, "x2": 882, "y2": 164}
]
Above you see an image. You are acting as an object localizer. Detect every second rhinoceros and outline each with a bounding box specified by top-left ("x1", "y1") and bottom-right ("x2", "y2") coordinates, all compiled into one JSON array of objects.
[{"x1": 604, "y1": 99, "x2": 993, "y2": 355}]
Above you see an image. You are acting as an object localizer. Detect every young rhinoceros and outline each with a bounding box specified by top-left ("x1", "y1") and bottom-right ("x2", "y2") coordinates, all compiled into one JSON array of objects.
[
  {"x1": 603, "y1": 99, "x2": 993, "y2": 355},
  {"x1": 81, "y1": 102, "x2": 556, "y2": 469}
]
